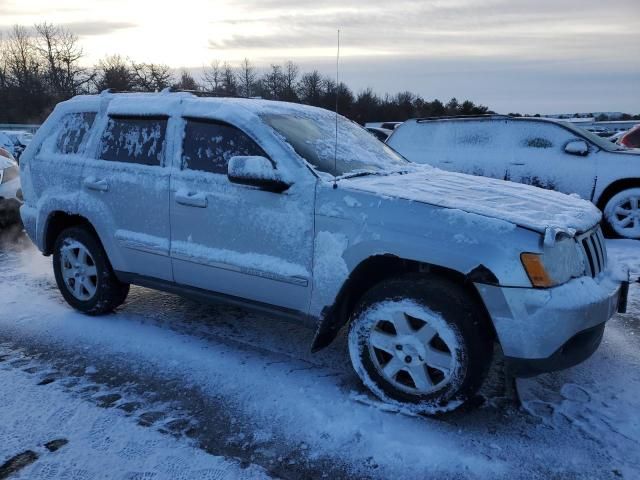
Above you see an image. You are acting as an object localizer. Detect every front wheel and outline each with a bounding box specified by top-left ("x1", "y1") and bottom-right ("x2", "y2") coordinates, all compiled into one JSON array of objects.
[
  {"x1": 348, "y1": 274, "x2": 493, "y2": 414},
  {"x1": 603, "y1": 188, "x2": 640, "y2": 239},
  {"x1": 53, "y1": 226, "x2": 129, "y2": 315}
]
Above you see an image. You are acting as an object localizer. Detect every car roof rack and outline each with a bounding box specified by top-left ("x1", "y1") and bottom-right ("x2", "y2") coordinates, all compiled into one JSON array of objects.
[
  {"x1": 99, "y1": 88, "x2": 238, "y2": 98},
  {"x1": 415, "y1": 114, "x2": 509, "y2": 123}
]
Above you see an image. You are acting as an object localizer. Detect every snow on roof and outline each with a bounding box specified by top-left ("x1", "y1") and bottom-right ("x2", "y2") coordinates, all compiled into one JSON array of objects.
[{"x1": 62, "y1": 91, "x2": 333, "y2": 121}]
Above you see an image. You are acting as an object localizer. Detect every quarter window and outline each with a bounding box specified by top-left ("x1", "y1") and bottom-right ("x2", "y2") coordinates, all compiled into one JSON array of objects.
[
  {"x1": 100, "y1": 116, "x2": 167, "y2": 166},
  {"x1": 182, "y1": 119, "x2": 267, "y2": 174},
  {"x1": 55, "y1": 112, "x2": 96, "y2": 154}
]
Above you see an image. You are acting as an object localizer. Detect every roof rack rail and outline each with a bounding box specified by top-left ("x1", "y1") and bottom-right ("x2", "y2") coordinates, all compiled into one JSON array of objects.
[
  {"x1": 415, "y1": 114, "x2": 508, "y2": 122},
  {"x1": 166, "y1": 87, "x2": 243, "y2": 98},
  {"x1": 99, "y1": 88, "x2": 238, "y2": 98}
]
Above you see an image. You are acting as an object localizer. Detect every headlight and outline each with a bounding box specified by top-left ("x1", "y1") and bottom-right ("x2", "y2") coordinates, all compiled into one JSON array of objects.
[
  {"x1": 0, "y1": 164, "x2": 19, "y2": 184},
  {"x1": 521, "y1": 238, "x2": 584, "y2": 288}
]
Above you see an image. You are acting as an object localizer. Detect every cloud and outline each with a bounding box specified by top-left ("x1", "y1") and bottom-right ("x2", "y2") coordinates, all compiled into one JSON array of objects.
[
  {"x1": 208, "y1": 0, "x2": 640, "y2": 61},
  {"x1": 62, "y1": 21, "x2": 136, "y2": 37}
]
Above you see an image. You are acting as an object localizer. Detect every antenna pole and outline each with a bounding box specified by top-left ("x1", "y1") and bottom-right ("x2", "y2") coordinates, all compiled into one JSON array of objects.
[{"x1": 333, "y1": 29, "x2": 340, "y2": 187}]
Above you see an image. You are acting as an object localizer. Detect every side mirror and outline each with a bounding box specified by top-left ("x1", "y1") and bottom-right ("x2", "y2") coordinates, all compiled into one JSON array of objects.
[
  {"x1": 564, "y1": 140, "x2": 589, "y2": 156},
  {"x1": 227, "y1": 156, "x2": 291, "y2": 193}
]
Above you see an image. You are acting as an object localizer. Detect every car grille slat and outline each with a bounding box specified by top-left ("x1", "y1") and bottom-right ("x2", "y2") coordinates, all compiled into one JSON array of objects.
[
  {"x1": 590, "y1": 236, "x2": 602, "y2": 273},
  {"x1": 582, "y1": 238, "x2": 596, "y2": 276},
  {"x1": 578, "y1": 227, "x2": 606, "y2": 278}
]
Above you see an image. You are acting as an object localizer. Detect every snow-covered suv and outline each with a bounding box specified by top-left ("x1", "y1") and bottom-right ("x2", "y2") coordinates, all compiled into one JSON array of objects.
[
  {"x1": 387, "y1": 116, "x2": 640, "y2": 239},
  {"x1": 20, "y1": 92, "x2": 626, "y2": 413}
]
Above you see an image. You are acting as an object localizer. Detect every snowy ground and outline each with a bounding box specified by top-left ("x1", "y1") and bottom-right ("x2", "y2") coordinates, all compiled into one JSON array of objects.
[{"x1": 0, "y1": 235, "x2": 638, "y2": 479}]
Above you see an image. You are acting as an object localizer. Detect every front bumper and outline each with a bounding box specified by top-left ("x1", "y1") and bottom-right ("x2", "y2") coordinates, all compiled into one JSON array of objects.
[{"x1": 476, "y1": 274, "x2": 624, "y2": 376}]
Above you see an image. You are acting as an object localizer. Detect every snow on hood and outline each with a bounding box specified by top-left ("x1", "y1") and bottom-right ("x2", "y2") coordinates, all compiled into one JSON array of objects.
[{"x1": 344, "y1": 167, "x2": 602, "y2": 235}]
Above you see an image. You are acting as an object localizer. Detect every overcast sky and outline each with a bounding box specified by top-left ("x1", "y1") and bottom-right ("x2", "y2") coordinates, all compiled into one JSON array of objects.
[{"x1": 1, "y1": 0, "x2": 638, "y2": 114}]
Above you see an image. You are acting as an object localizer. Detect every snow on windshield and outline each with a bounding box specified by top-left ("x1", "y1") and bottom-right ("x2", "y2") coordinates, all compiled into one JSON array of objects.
[{"x1": 261, "y1": 111, "x2": 407, "y2": 177}]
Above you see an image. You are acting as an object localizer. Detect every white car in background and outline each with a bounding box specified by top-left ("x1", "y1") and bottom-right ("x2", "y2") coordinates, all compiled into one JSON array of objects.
[
  {"x1": 0, "y1": 147, "x2": 21, "y2": 226},
  {"x1": 387, "y1": 115, "x2": 640, "y2": 239},
  {"x1": 0, "y1": 130, "x2": 31, "y2": 161}
]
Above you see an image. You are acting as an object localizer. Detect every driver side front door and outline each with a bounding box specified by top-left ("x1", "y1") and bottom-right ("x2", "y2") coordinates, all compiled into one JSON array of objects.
[{"x1": 169, "y1": 117, "x2": 316, "y2": 314}]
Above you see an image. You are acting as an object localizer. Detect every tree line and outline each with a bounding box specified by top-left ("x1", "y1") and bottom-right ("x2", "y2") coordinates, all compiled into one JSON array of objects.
[
  {"x1": 8, "y1": 22, "x2": 637, "y2": 126},
  {"x1": 0, "y1": 23, "x2": 493, "y2": 125}
]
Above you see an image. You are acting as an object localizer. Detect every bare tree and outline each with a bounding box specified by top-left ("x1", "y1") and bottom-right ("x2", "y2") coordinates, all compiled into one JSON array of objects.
[
  {"x1": 94, "y1": 54, "x2": 133, "y2": 92},
  {"x1": 173, "y1": 70, "x2": 200, "y2": 91},
  {"x1": 220, "y1": 62, "x2": 237, "y2": 96},
  {"x1": 282, "y1": 61, "x2": 299, "y2": 101},
  {"x1": 297, "y1": 70, "x2": 322, "y2": 106},
  {"x1": 131, "y1": 61, "x2": 173, "y2": 91},
  {"x1": 35, "y1": 22, "x2": 92, "y2": 98},
  {"x1": 262, "y1": 64, "x2": 284, "y2": 99},
  {"x1": 202, "y1": 60, "x2": 223, "y2": 94},
  {"x1": 237, "y1": 58, "x2": 257, "y2": 97}
]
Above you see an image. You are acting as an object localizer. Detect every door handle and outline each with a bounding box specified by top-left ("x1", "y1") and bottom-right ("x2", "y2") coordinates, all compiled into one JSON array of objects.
[
  {"x1": 509, "y1": 162, "x2": 526, "y2": 166},
  {"x1": 83, "y1": 177, "x2": 109, "y2": 192},
  {"x1": 175, "y1": 191, "x2": 208, "y2": 208}
]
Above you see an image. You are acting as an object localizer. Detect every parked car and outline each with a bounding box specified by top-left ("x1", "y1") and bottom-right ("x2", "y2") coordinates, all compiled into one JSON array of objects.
[
  {"x1": 20, "y1": 93, "x2": 625, "y2": 414},
  {"x1": 619, "y1": 124, "x2": 640, "y2": 149},
  {"x1": 0, "y1": 147, "x2": 22, "y2": 227},
  {"x1": 0, "y1": 130, "x2": 28, "y2": 161},
  {"x1": 387, "y1": 115, "x2": 640, "y2": 239},
  {"x1": 365, "y1": 126, "x2": 392, "y2": 142},
  {"x1": 380, "y1": 121, "x2": 403, "y2": 130},
  {"x1": 608, "y1": 130, "x2": 627, "y2": 143}
]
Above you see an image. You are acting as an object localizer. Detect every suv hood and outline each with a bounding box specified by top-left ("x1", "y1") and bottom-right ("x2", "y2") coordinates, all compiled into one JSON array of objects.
[{"x1": 343, "y1": 167, "x2": 601, "y2": 236}]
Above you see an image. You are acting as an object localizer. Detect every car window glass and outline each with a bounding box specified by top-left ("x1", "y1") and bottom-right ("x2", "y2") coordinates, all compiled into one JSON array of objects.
[
  {"x1": 55, "y1": 112, "x2": 97, "y2": 154},
  {"x1": 100, "y1": 117, "x2": 167, "y2": 166},
  {"x1": 513, "y1": 121, "x2": 569, "y2": 154},
  {"x1": 182, "y1": 119, "x2": 267, "y2": 174}
]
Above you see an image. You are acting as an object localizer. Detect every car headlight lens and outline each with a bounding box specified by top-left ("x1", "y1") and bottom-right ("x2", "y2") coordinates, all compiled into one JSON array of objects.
[
  {"x1": 521, "y1": 238, "x2": 584, "y2": 288},
  {"x1": 1, "y1": 164, "x2": 19, "y2": 184}
]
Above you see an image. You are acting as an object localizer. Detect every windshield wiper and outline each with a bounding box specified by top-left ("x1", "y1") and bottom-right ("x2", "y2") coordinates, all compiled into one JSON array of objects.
[
  {"x1": 338, "y1": 170, "x2": 379, "y2": 180},
  {"x1": 338, "y1": 168, "x2": 410, "y2": 180}
]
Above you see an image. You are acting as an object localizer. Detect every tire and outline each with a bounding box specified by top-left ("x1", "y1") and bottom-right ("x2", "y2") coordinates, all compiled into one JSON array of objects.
[
  {"x1": 348, "y1": 273, "x2": 493, "y2": 414},
  {"x1": 53, "y1": 226, "x2": 129, "y2": 315},
  {"x1": 603, "y1": 187, "x2": 640, "y2": 239}
]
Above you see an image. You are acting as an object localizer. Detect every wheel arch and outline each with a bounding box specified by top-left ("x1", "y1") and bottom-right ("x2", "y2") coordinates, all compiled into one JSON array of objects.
[
  {"x1": 43, "y1": 211, "x2": 100, "y2": 255},
  {"x1": 595, "y1": 178, "x2": 640, "y2": 211},
  {"x1": 310, "y1": 254, "x2": 497, "y2": 352}
]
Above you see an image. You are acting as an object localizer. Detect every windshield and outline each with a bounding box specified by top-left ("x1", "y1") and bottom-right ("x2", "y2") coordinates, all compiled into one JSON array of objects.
[
  {"x1": 558, "y1": 121, "x2": 629, "y2": 152},
  {"x1": 261, "y1": 112, "x2": 408, "y2": 177}
]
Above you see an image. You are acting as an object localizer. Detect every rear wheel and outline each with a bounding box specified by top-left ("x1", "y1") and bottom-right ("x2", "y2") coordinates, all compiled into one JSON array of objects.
[
  {"x1": 603, "y1": 188, "x2": 640, "y2": 239},
  {"x1": 348, "y1": 274, "x2": 493, "y2": 414},
  {"x1": 53, "y1": 226, "x2": 129, "y2": 315}
]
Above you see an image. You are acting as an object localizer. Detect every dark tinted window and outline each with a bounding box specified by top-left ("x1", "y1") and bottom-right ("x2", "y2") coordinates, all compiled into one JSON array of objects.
[
  {"x1": 182, "y1": 119, "x2": 267, "y2": 174},
  {"x1": 55, "y1": 112, "x2": 96, "y2": 154},
  {"x1": 100, "y1": 117, "x2": 167, "y2": 166}
]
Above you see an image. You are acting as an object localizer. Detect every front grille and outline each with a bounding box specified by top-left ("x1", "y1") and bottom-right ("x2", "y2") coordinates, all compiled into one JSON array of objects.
[{"x1": 578, "y1": 227, "x2": 607, "y2": 277}]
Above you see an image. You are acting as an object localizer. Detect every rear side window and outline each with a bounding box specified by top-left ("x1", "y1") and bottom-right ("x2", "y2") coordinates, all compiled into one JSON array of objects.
[
  {"x1": 182, "y1": 119, "x2": 267, "y2": 174},
  {"x1": 55, "y1": 112, "x2": 96, "y2": 154},
  {"x1": 100, "y1": 116, "x2": 167, "y2": 166}
]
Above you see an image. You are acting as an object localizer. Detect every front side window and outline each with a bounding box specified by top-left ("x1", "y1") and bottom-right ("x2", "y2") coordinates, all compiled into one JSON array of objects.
[
  {"x1": 100, "y1": 116, "x2": 167, "y2": 166},
  {"x1": 182, "y1": 119, "x2": 267, "y2": 174},
  {"x1": 55, "y1": 112, "x2": 96, "y2": 154}
]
